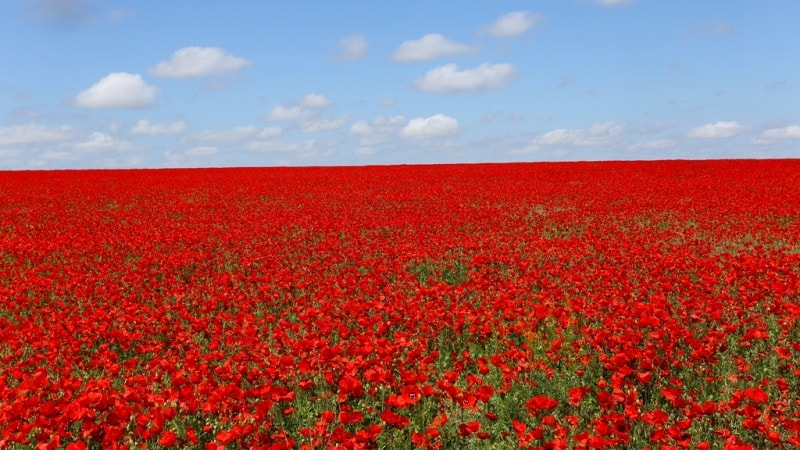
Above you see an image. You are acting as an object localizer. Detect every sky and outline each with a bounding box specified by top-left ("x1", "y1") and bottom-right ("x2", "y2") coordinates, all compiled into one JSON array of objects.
[{"x1": 1, "y1": 0, "x2": 799, "y2": 169}]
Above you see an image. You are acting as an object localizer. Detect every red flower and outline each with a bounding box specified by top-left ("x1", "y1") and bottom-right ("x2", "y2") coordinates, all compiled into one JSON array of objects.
[
  {"x1": 338, "y1": 408, "x2": 364, "y2": 425},
  {"x1": 380, "y1": 409, "x2": 410, "y2": 429},
  {"x1": 401, "y1": 384, "x2": 422, "y2": 406},
  {"x1": 215, "y1": 430, "x2": 235, "y2": 445},
  {"x1": 476, "y1": 385, "x2": 494, "y2": 403},
  {"x1": 568, "y1": 386, "x2": 589, "y2": 407},
  {"x1": 338, "y1": 375, "x2": 364, "y2": 400},
  {"x1": 661, "y1": 387, "x2": 685, "y2": 408},
  {"x1": 742, "y1": 387, "x2": 769, "y2": 404},
  {"x1": 526, "y1": 395, "x2": 559, "y2": 415},
  {"x1": 458, "y1": 421, "x2": 481, "y2": 437},
  {"x1": 158, "y1": 430, "x2": 178, "y2": 447}
]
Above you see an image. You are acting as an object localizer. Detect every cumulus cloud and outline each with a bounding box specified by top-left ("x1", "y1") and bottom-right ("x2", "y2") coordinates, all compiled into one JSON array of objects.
[
  {"x1": 334, "y1": 34, "x2": 367, "y2": 61},
  {"x1": 392, "y1": 34, "x2": 479, "y2": 62},
  {"x1": 482, "y1": 11, "x2": 541, "y2": 38},
  {"x1": 265, "y1": 105, "x2": 313, "y2": 121},
  {"x1": 258, "y1": 127, "x2": 283, "y2": 139},
  {"x1": 149, "y1": 47, "x2": 251, "y2": 79},
  {"x1": 687, "y1": 121, "x2": 747, "y2": 138},
  {"x1": 760, "y1": 125, "x2": 800, "y2": 139},
  {"x1": 535, "y1": 129, "x2": 584, "y2": 146},
  {"x1": 414, "y1": 63, "x2": 517, "y2": 94},
  {"x1": 0, "y1": 124, "x2": 73, "y2": 147},
  {"x1": 512, "y1": 122, "x2": 625, "y2": 154},
  {"x1": 298, "y1": 116, "x2": 347, "y2": 133},
  {"x1": 130, "y1": 119, "x2": 187, "y2": 135},
  {"x1": 75, "y1": 72, "x2": 157, "y2": 109},
  {"x1": 265, "y1": 94, "x2": 335, "y2": 127},
  {"x1": 350, "y1": 115, "x2": 407, "y2": 145},
  {"x1": 74, "y1": 132, "x2": 142, "y2": 152},
  {"x1": 587, "y1": 122, "x2": 626, "y2": 139},
  {"x1": 265, "y1": 94, "x2": 332, "y2": 122},
  {"x1": 301, "y1": 93, "x2": 332, "y2": 108},
  {"x1": 400, "y1": 114, "x2": 460, "y2": 139}
]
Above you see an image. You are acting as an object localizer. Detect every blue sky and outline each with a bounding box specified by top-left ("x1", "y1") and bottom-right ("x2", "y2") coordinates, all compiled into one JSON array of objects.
[{"x1": 1, "y1": 0, "x2": 798, "y2": 169}]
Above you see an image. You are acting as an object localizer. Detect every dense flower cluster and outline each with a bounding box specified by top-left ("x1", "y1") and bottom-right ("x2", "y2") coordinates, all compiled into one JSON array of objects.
[{"x1": 1, "y1": 160, "x2": 799, "y2": 449}]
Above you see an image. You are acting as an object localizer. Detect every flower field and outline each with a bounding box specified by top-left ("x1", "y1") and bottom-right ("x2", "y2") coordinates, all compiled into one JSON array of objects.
[{"x1": 1, "y1": 160, "x2": 800, "y2": 449}]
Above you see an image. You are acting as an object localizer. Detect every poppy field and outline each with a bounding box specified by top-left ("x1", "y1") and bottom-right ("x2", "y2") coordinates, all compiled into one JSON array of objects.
[{"x1": 1, "y1": 160, "x2": 800, "y2": 449}]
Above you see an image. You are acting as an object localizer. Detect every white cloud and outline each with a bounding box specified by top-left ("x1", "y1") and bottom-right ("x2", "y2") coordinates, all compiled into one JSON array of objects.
[
  {"x1": 482, "y1": 11, "x2": 541, "y2": 38},
  {"x1": 185, "y1": 146, "x2": 218, "y2": 156},
  {"x1": 298, "y1": 116, "x2": 347, "y2": 133},
  {"x1": 265, "y1": 105, "x2": 313, "y2": 121},
  {"x1": 400, "y1": 114, "x2": 460, "y2": 140},
  {"x1": 74, "y1": 132, "x2": 142, "y2": 152},
  {"x1": 351, "y1": 115, "x2": 407, "y2": 135},
  {"x1": 301, "y1": 93, "x2": 332, "y2": 108},
  {"x1": 392, "y1": 34, "x2": 479, "y2": 62},
  {"x1": 758, "y1": 125, "x2": 800, "y2": 140},
  {"x1": 414, "y1": 63, "x2": 517, "y2": 94},
  {"x1": 0, "y1": 123, "x2": 73, "y2": 147},
  {"x1": 536, "y1": 129, "x2": 585, "y2": 146},
  {"x1": 149, "y1": 47, "x2": 251, "y2": 79},
  {"x1": 334, "y1": 34, "x2": 367, "y2": 61},
  {"x1": 350, "y1": 115, "x2": 407, "y2": 145},
  {"x1": 75, "y1": 72, "x2": 157, "y2": 109},
  {"x1": 258, "y1": 127, "x2": 283, "y2": 138},
  {"x1": 130, "y1": 119, "x2": 187, "y2": 135},
  {"x1": 511, "y1": 121, "x2": 625, "y2": 153},
  {"x1": 587, "y1": 121, "x2": 625, "y2": 139},
  {"x1": 266, "y1": 94, "x2": 333, "y2": 123},
  {"x1": 687, "y1": 121, "x2": 746, "y2": 138}
]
